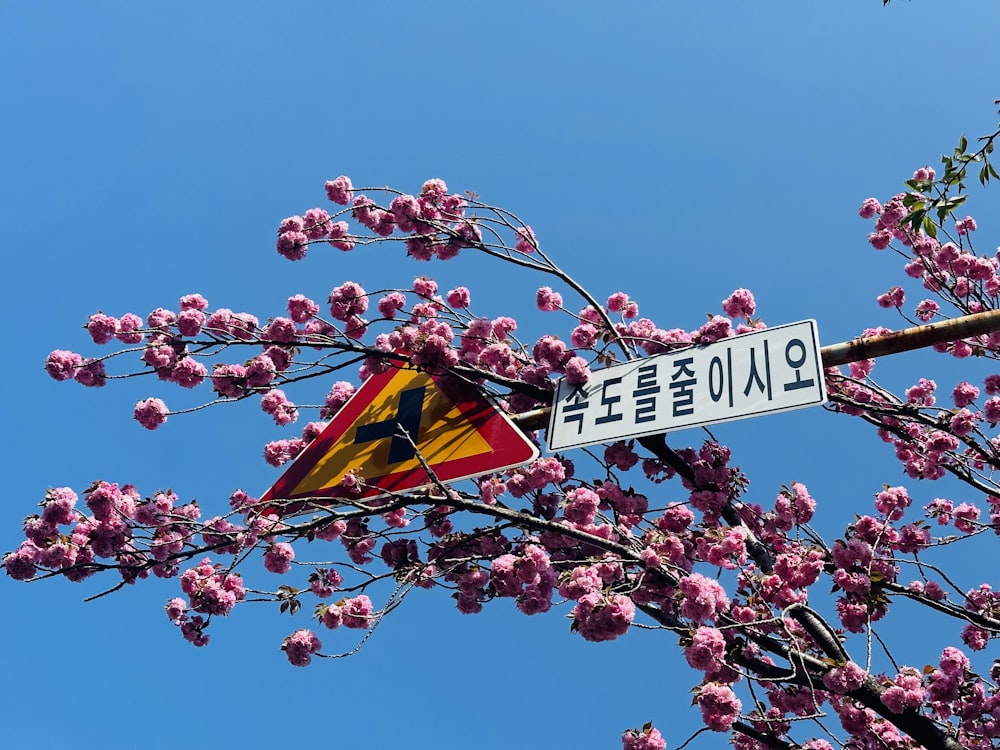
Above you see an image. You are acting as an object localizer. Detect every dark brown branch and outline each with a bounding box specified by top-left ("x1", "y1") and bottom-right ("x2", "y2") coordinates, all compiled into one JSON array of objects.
[
  {"x1": 731, "y1": 721, "x2": 797, "y2": 750},
  {"x1": 638, "y1": 433, "x2": 775, "y2": 573}
]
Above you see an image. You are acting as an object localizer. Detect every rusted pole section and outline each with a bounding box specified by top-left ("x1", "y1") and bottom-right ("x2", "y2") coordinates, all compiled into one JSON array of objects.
[
  {"x1": 511, "y1": 309, "x2": 1000, "y2": 432},
  {"x1": 820, "y1": 308, "x2": 1000, "y2": 366}
]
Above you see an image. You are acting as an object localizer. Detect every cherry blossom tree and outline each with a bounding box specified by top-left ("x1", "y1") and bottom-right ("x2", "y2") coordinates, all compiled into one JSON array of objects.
[{"x1": 8, "y1": 107, "x2": 1000, "y2": 750}]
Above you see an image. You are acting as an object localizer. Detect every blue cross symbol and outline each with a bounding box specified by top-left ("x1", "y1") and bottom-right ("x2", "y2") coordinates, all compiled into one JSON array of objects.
[{"x1": 353, "y1": 386, "x2": 426, "y2": 464}]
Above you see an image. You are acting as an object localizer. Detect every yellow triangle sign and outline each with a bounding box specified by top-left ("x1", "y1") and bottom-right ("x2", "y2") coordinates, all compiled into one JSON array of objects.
[{"x1": 260, "y1": 364, "x2": 539, "y2": 511}]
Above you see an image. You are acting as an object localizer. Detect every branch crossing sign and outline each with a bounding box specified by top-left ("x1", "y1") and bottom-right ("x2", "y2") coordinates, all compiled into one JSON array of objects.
[
  {"x1": 260, "y1": 364, "x2": 539, "y2": 510},
  {"x1": 547, "y1": 320, "x2": 826, "y2": 451}
]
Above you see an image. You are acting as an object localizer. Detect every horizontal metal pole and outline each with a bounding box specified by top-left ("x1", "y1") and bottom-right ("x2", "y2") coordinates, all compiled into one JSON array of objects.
[
  {"x1": 510, "y1": 407, "x2": 551, "y2": 432},
  {"x1": 819, "y1": 308, "x2": 1000, "y2": 366},
  {"x1": 510, "y1": 309, "x2": 1000, "y2": 433}
]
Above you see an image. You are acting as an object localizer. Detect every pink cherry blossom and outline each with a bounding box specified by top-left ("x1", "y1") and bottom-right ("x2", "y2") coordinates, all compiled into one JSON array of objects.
[
  {"x1": 177, "y1": 309, "x2": 205, "y2": 337},
  {"x1": 74, "y1": 359, "x2": 107, "y2": 387},
  {"x1": 869, "y1": 229, "x2": 892, "y2": 250},
  {"x1": 134, "y1": 397, "x2": 169, "y2": 430},
  {"x1": 341, "y1": 595, "x2": 374, "y2": 629},
  {"x1": 564, "y1": 356, "x2": 591, "y2": 385},
  {"x1": 876, "y1": 286, "x2": 905, "y2": 309},
  {"x1": 87, "y1": 313, "x2": 118, "y2": 344},
  {"x1": 622, "y1": 726, "x2": 666, "y2": 750},
  {"x1": 679, "y1": 573, "x2": 729, "y2": 623},
  {"x1": 322, "y1": 381, "x2": 356, "y2": 418},
  {"x1": 277, "y1": 231, "x2": 308, "y2": 260},
  {"x1": 263, "y1": 542, "x2": 295, "y2": 574},
  {"x1": 697, "y1": 316, "x2": 732, "y2": 344},
  {"x1": 179, "y1": 293, "x2": 208, "y2": 311},
  {"x1": 880, "y1": 667, "x2": 926, "y2": 713},
  {"x1": 325, "y1": 175, "x2": 353, "y2": 205},
  {"x1": 45, "y1": 350, "x2": 82, "y2": 381},
  {"x1": 302, "y1": 208, "x2": 331, "y2": 239},
  {"x1": 949, "y1": 408, "x2": 978, "y2": 437},
  {"x1": 328, "y1": 282, "x2": 368, "y2": 321},
  {"x1": 325, "y1": 221, "x2": 353, "y2": 252},
  {"x1": 536, "y1": 286, "x2": 563, "y2": 312},
  {"x1": 262, "y1": 317, "x2": 298, "y2": 343},
  {"x1": 696, "y1": 683, "x2": 741, "y2": 732},
  {"x1": 180, "y1": 616, "x2": 209, "y2": 647},
  {"x1": 858, "y1": 197, "x2": 882, "y2": 218},
  {"x1": 179, "y1": 558, "x2": 245, "y2": 616},
  {"x1": 260, "y1": 389, "x2": 298, "y2": 426},
  {"x1": 684, "y1": 626, "x2": 726, "y2": 672},
  {"x1": 952, "y1": 381, "x2": 979, "y2": 408},
  {"x1": 446, "y1": 286, "x2": 471, "y2": 309},
  {"x1": 722, "y1": 288, "x2": 756, "y2": 318},
  {"x1": 116, "y1": 312, "x2": 144, "y2": 343},
  {"x1": 165, "y1": 597, "x2": 187, "y2": 625},
  {"x1": 283, "y1": 628, "x2": 322, "y2": 667},
  {"x1": 245, "y1": 354, "x2": 277, "y2": 388},
  {"x1": 955, "y1": 215, "x2": 977, "y2": 234},
  {"x1": 147, "y1": 308, "x2": 176, "y2": 329},
  {"x1": 514, "y1": 225, "x2": 536, "y2": 253},
  {"x1": 571, "y1": 592, "x2": 635, "y2": 642},
  {"x1": 822, "y1": 661, "x2": 867, "y2": 694}
]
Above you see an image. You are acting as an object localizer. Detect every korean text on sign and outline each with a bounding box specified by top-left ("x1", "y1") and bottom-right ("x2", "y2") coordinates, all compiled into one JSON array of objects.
[{"x1": 547, "y1": 320, "x2": 826, "y2": 451}]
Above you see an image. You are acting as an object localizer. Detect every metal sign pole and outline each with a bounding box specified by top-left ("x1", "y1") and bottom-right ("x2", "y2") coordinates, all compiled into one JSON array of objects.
[{"x1": 820, "y1": 308, "x2": 1000, "y2": 366}]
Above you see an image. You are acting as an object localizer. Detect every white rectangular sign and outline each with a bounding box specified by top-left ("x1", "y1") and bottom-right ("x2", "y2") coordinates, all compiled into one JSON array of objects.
[{"x1": 547, "y1": 320, "x2": 826, "y2": 451}]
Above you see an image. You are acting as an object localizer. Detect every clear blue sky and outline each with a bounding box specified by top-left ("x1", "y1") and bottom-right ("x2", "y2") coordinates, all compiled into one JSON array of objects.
[{"x1": 2, "y1": 4, "x2": 998, "y2": 749}]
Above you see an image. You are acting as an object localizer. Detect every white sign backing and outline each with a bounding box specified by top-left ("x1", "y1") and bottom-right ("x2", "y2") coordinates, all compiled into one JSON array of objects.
[{"x1": 547, "y1": 320, "x2": 826, "y2": 451}]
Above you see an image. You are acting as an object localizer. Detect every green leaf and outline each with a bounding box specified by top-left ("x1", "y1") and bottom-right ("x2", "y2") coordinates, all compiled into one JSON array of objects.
[
  {"x1": 959, "y1": 134, "x2": 968, "y2": 153},
  {"x1": 923, "y1": 214, "x2": 938, "y2": 238}
]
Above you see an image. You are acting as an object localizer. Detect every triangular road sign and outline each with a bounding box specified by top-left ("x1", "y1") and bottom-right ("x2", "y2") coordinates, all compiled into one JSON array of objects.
[{"x1": 260, "y1": 364, "x2": 539, "y2": 512}]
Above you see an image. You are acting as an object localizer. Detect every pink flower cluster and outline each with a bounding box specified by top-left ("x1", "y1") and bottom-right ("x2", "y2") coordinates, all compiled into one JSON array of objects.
[
  {"x1": 572, "y1": 592, "x2": 636, "y2": 642},
  {"x1": 622, "y1": 726, "x2": 666, "y2": 750},
  {"x1": 318, "y1": 594, "x2": 374, "y2": 630},
  {"x1": 260, "y1": 389, "x2": 298, "y2": 426},
  {"x1": 280, "y1": 176, "x2": 481, "y2": 263},
  {"x1": 697, "y1": 683, "x2": 742, "y2": 732},
  {"x1": 861, "y1": 183, "x2": 998, "y2": 345},
  {"x1": 283, "y1": 628, "x2": 322, "y2": 666},
  {"x1": 489, "y1": 544, "x2": 557, "y2": 616},
  {"x1": 134, "y1": 397, "x2": 169, "y2": 430},
  {"x1": 880, "y1": 667, "x2": 926, "y2": 713},
  {"x1": 44, "y1": 293, "x2": 315, "y2": 433},
  {"x1": 179, "y1": 557, "x2": 246, "y2": 616},
  {"x1": 263, "y1": 541, "x2": 295, "y2": 574},
  {"x1": 678, "y1": 572, "x2": 730, "y2": 624}
]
